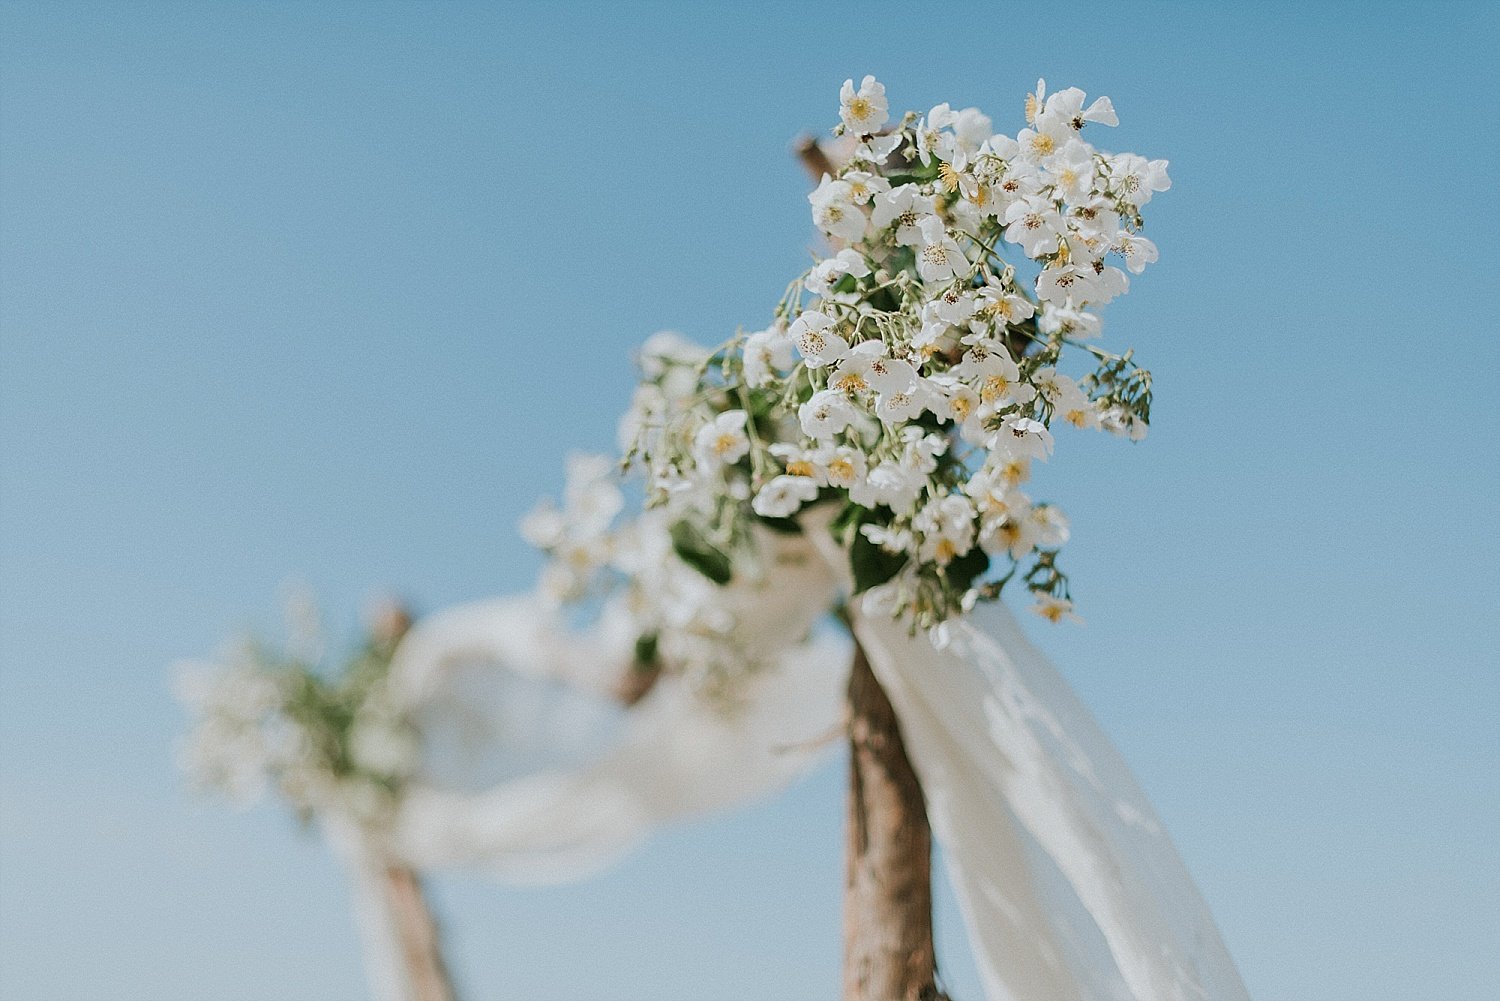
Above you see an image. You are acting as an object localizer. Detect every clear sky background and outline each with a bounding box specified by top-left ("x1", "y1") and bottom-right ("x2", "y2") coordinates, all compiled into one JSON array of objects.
[{"x1": 2, "y1": 3, "x2": 1497, "y2": 1000}]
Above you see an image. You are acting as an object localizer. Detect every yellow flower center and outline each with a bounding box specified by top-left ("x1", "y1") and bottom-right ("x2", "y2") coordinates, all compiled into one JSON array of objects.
[
  {"x1": 834, "y1": 372, "x2": 869, "y2": 394},
  {"x1": 713, "y1": 433, "x2": 740, "y2": 456},
  {"x1": 980, "y1": 375, "x2": 1011, "y2": 403},
  {"x1": 787, "y1": 460, "x2": 815, "y2": 478},
  {"x1": 848, "y1": 97, "x2": 871, "y2": 121}
]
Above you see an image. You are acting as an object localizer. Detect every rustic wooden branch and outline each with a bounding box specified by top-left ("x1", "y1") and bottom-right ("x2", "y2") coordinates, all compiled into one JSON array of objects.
[
  {"x1": 378, "y1": 863, "x2": 458, "y2": 1001},
  {"x1": 844, "y1": 639, "x2": 945, "y2": 1001}
]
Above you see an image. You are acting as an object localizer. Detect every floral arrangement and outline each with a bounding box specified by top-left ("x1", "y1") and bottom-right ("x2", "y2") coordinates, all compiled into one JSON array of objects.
[
  {"x1": 174, "y1": 600, "x2": 419, "y2": 826},
  {"x1": 594, "y1": 76, "x2": 1169, "y2": 633}
]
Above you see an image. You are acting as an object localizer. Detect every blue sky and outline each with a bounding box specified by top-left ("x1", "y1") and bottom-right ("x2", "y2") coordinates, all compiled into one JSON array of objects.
[{"x1": 2, "y1": 3, "x2": 1497, "y2": 1000}]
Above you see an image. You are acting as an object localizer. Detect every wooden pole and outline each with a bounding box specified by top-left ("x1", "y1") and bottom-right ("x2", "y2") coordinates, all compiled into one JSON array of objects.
[
  {"x1": 379, "y1": 864, "x2": 459, "y2": 1001},
  {"x1": 843, "y1": 638, "x2": 945, "y2": 1001}
]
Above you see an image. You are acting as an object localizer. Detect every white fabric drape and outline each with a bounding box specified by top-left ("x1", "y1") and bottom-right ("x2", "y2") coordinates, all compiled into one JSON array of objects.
[
  {"x1": 385, "y1": 533, "x2": 849, "y2": 883},
  {"x1": 851, "y1": 595, "x2": 1251, "y2": 1001}
]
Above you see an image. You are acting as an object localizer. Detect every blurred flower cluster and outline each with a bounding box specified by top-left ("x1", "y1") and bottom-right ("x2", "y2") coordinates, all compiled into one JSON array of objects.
[
  {"x1": 606, "y1": 77, "x2": 1168, "y2": 631},
  {"x1": 522, "y1": 426, "x2": 834, "y2": 699},
  {"x1": 174, "y1": 599, "x2": 419, "y2": 826}
]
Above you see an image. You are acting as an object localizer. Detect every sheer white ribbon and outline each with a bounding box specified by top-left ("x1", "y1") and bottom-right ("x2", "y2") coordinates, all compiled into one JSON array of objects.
[{"x1": 851, "y1": 596, "x2": 1251, "y2": 1001}]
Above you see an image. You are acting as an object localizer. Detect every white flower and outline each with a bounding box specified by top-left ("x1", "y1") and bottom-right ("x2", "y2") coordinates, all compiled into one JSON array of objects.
[
  {"x1": 975, "y1": 277, "x2": 1035, "y2": 326},
  {"x1": 640, "y1": 330, "x2": 710, "y2": 399},
  {"x1": 1039, "y1": 86, "x2": 1118, "y2": 133},
  {"x1": 1113, "y1": 234, "x2": 1159, "y2": 274},
  {"x1": 933, "y1": 377, "x2": 987, "y2": 443},
  {"x1": 1031, "y1": 593, "x2": 1082, "y2": 624},
  {"x1": 914, "y1": 495, "x2": 977, "y2": 566},
  {"x1": 1038, "y1": 301, "x2": 1103, "y2": 339},
  {"x1": 752, "y1": 474, "x2": 819, "y2": 517},
  {"x1": 798, "y1": 389, "x2": 858, "y2": 441},
  {"x1": 830, "y1": 341, "x2": 917, "y2": 398},
  {"x1": 743, "y1": 325, "x2": 795, "y2": 388},
  {"x1": 839, "y1": 75, "x2": 889, "y2": 134},
  {"x1": 769, "y1": 441, "x2": 821, "y2": 480},
  {"x1": 992, "y1": 414, "x2": 1055, "y2": 461},
  {"x1": 805, "y1": 248, "x2": 872, "y2": 296},
  {"x1": 871, "y1": 184, "x2": 936, "y2": 246},
  {"x1": 1036, "y1": 263, "x2": 1089, "y2": 304},
  {"x1": 1058, "y1": 395, "x2": 1103, "y2": 430},
  {"x1": 1003, "y1": 198, "x2": 1064, "y2": 258},
  {"x1": 860, "y1": 521, "x2": 914, "y2": 555},
  {"x1": 1106, "y1": 153, "x2": 1171, "y2": 206},
  {"x1": 856, "y1": 132, "x2": 904, "y2": 161},
  {"x1": 916, "y1": 104, "x2": 958, "y2": 165},
  {"x1": 810, "y1": 177, "x2": 868, "y2": 242},
  {"x1": 957, "y1": 339, "x2": 1034, "y2": 410},
  {"x1": 916, "y1": 216, "x2": 967, "y2": 283},
  {"x1": 1043, "y1": 138, "x2": 1097, "y2": 203},
  {"x1": 951, "y1": 106, "x2": 994, "y2": 155},
  {"x1": 1032, "y1": 367, "x2": 1090, "y2": 419},
  {"x1": 964, "y1": 465, "x2": 1025, "y2": 518},
  {"x1": 980, "y1": 511, "x2": 1039, "y2": 561},
  {"x1": 850, "y1": 460, "x2": 924, "y2": 513},
  {"x1": 875, "y1": 383, "x2": 928, "y2": 424},
  {"x1": 816, "y1": 445, "x2": 868, "y2": 489},
  {"x1": 789, "y1": 310, "x2": 849, "y2": 368},
  {"x1": 841, "y1": 171, "x2": 891, "y2": 205},
  {"x1": 693, "y1": 410, "x2": 751, "y2": 470},
  {"x1": 1028, "y1": 503, "x2": 1070, "y2": 547}
]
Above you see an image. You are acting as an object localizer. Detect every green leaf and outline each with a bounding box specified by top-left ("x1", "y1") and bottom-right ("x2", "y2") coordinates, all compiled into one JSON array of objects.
[
  {"x1": 633, "y1": 631, "x2": 659, "y2": 667},
  {"x1": 669, "y1": 520, "x2": 733, "y2": 585},
  {"x1": 944, "y1": 546, "x2": 991, "y2": 594},
  {"x1": 850, "y1": 526, "x2": 909, "y2": 595},
  {"x1": 755, "y1": 515, "x2": 803, "y2": 535}
]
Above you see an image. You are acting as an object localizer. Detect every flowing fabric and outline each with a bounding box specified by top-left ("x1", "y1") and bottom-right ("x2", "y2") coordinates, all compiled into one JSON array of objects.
[
  {"x1": 852, "y1": 595, "x2": 1251, "y2": 1001},
  {"x1": 384, "y1": 534, "x2": 849, "y2": 883}
]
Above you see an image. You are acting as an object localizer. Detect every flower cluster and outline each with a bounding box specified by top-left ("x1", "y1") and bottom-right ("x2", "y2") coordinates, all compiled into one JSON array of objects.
[
  {"x1": 618, "y1": 78, "x2": 1165, "y2": 632},
  {"x1": 174, "y1": 601, "x2": 420, "y2": 826},
  {"x1": 525, "y1": 376, "x2": 849, "y2": 698}
]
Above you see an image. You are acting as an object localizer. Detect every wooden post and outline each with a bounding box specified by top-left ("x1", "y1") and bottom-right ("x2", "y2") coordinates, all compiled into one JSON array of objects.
[
  {"x1": 843, "y1": 638, "x2": 945, "y2": 1001},
  {"x1": 378, "y1": 864, "x2": 458, "y2": 1001}
]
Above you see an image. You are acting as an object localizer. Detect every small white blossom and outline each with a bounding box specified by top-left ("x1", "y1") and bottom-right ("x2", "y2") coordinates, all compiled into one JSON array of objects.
[
  {"x1": 789, "y1": 310, "x2": 850, "y2": 368},
  {"x1": 871, "y1": 184, "x2": 937, "y2": 246},
  {"x1": 743, "y1": 324, "x2": 795, "y2": 388},
  {"x1": 916, "y1": 216, "x2": 968, "y2": 284},
  {"x1": 1032, "y1": 593, "x2": 1082, "y2": 624},
  {"x1": 798, "y1": 389, "x2": 858, "y2": 441},
  {"x1": 752, "y1": 474, "x2": 819, "y2": 517},
  {"x1": 839, "y1": 75, "x2": 889, "y2": 134},
  {"x1": 810, "y1": 177, "x2": 868, "y2": 242},
  {"x1": 693, "y1": 410, "x2": 751, "y2": 470}
]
